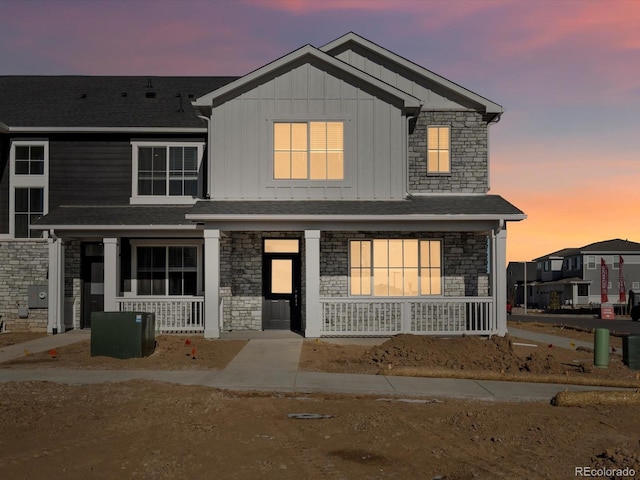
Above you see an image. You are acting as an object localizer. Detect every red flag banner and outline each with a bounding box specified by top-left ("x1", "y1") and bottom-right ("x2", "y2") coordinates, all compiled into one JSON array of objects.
[
  {"x1": 619, "y1": 256, "x2": 626, "y2": 303},
  {"x1": 600, "y1": 258, "x2": 609, "y2": 304}
]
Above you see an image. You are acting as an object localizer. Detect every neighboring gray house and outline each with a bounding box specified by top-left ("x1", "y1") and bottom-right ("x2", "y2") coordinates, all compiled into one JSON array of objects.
[
  {"x1": 530, "y1": 239, "x2": 640, "y2": 309},
  {"x1": 0, "y1": 32, "x2": 525, "y2": 337}
]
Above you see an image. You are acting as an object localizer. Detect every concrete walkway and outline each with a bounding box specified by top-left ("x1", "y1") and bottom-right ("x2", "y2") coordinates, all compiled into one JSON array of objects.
[
  {"x1": 0, "y1": 330, "x2": 90, "y2": 364},
  {"x1": 509, "y1": 327, "x2": 594, "y2": 351},
  {"x1": 0, "y1": 328, "x2": 631, "y2": 402}
]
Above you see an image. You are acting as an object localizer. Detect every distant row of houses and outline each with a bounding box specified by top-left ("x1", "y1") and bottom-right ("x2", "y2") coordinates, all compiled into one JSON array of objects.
[{"x1": 507, "y1": 239, "x2": 640, "y2": 310}]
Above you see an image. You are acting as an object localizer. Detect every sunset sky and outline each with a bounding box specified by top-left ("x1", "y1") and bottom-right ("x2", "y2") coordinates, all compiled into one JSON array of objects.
[{"x1": 1, "y1": 0, "x2": 638, "y2": 263}]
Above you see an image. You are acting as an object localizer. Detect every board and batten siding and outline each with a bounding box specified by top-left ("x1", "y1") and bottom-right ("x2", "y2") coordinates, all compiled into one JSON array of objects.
[{"x1": 209, "y1": 61, "x2": 407, "y2": 200}]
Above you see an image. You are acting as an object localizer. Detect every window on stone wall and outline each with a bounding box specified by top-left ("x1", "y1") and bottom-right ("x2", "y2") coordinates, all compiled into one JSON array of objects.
[
  {"x1": 427, "y1": 126, "x2": 450, "y2": 173},
  {"x1": 136, "y1": 245, "x2": 199, "y2": 296},
  {"x1": 350, "y1": 239, "x2": 442, "y2": 296}
]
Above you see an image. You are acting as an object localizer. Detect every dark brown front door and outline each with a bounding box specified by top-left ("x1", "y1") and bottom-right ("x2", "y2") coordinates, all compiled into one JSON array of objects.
[
  {"x1": 81, "y1": 242, "x2": 104, "y2": 329},
  {"x1": 262, "y1": 239, "x2": 301, "y2": 331}
]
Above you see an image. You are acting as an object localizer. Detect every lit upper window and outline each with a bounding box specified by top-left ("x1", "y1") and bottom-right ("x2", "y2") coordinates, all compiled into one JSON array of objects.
[
  {"x1": 274, "y1": 122, "x2": 344, "y2": 180},
  {"x1": 427, "y1": 126, "x2": 450, "y2": 173}
]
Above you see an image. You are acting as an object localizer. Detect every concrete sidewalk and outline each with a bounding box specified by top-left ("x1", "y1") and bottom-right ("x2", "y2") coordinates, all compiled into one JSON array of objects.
[
  {"x1": 0, "y1": 330, "x2": 90, "y2": 364},
  {"x1": 509, "y1": 327, "x2": 594, "y2": 350},
  {"x1": 0, "y1": 327, "x2": 631, "y2": 402}
]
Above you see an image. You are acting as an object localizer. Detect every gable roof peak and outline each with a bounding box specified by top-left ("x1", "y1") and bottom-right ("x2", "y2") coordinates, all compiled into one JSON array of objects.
[
  {"x1": 321, "y1": 31, "x2": 503, "y2": 116},
  {"x1": 193, "y1": 41, "x2": 421, "y2": 112}
]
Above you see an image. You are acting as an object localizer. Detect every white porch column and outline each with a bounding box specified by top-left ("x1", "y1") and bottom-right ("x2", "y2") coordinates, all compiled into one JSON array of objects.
[
  {"x1": 103, "y1": 237, "x2": 120, "y2": 311},
  {"x1": 494, "y1": 228, "x2": 508, "y2": 336},
  {"x1": 305, "y1": 230, "x2": 321, "y2": 338},
  {"x1": 204, "y1": 229, "x2": 220, "y2": 339},
  {"x1": 47, "y1": 236, "x2": 65, "y2": 334}
]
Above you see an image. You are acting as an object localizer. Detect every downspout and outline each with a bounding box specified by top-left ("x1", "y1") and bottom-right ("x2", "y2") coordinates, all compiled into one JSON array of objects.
[
  {"x1": 46, "y1": 229, "x2": 63, "y2": 335},
  {"x1": 486, "y1": 112, "x2": 502, "y2": 193}
]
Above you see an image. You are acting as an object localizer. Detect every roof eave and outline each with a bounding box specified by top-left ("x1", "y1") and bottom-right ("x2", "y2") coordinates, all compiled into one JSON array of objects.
[
  {"x1": 3, "y1": 126, "x2": 207, "y2": 133},
  {"x1": 185, "y1": 213, "x2": 526, "y2": 222},
  {"x1": 32, "y1": 224, "x2": 199, "y2": 231},
  {"x1": 193, "y1": 44, "x2": 421, "y2": 110},
  {"x1": 321, "y1": 32, "x2": 503, "y2": 114}
]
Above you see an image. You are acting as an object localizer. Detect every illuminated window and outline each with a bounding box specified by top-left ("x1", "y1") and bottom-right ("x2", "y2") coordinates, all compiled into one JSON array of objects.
[
  {"x1": 274, "y1": 122, "x2": 343, "y2": 180},
  {"x1": 427, "y1": 126, "x2": 450, "y2": 173},
  {"x1": 264, "y1": 239, "x2": 299, "y2": 253},
  {"x1": 350, "y1": 239, "x2": 442, "y2": 296}
]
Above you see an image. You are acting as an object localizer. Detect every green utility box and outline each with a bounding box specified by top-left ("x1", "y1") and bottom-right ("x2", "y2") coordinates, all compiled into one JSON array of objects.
[
  {"x1": 622, "y1": 335, "x2": 640, "y2": 370},
  {"x1": 90, "y1": 311, "x2": 155, "y2": 359}
]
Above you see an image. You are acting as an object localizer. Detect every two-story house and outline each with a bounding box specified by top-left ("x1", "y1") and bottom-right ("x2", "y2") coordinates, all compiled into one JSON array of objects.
[
  {"x1": 531, "y1": 239, "x2": 640, "y2": 309},
  {"x1": 0, "y1": 32, "x2": 525, "y2": 338}
]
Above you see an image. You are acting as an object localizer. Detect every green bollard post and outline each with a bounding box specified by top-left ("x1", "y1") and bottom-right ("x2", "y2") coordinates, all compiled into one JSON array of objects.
[{"x1": 594, "y1": 328, "x2": 610, "y2": 369}]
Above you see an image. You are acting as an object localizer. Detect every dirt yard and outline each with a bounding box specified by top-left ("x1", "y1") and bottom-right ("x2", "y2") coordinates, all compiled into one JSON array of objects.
[{"x1": 1, "y1": 328, "x2": 640, "y2": 479}]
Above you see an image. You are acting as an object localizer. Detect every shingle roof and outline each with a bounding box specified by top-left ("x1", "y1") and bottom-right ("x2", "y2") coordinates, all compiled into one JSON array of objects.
[
  {"x1": 534, "y1": 239, "x2": 640, "y2": 261},
  {"x1": 33, "y1": 195, "x2": 524, "y2": 229},
  {"x1": 32, "y1": 205, "x2": 195, "y2": 228},
  {"x1": 186, "y1": 195, "x2": 525, "y2": 218},
  {"x1": 0, "y1": 76, "x2": 238, "y2": 128},
  {"x1": 580, "y1": 239, "x2": 640, "y2": 253}
]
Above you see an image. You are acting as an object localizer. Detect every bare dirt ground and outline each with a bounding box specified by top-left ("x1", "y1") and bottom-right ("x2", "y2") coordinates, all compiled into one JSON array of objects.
[
  {"x1": 300, "y1": 332, "x2": 640, "y2": 388},
  {"x1": 1, "y1": 330, "x2": 640, "y2": 479},
  {"x1": 1, "y1": 380, "x2": 640, "y2": 479},
  {"x1": 0, "y1": 334, "x2": 247, "y2": 370}
]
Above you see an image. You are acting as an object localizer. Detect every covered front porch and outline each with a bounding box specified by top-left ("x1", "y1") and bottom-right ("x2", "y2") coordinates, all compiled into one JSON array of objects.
[{"x1": 38, "y1": 197, "x2": 520, "y2": 338}]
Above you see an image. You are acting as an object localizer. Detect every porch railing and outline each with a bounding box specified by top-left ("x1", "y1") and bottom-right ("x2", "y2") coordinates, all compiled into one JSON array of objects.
[
  {"x1": 116, "y1": 297, "x2": 205, "y2": 333},
  {"x1": 320, "y1": 297, "x2": 495, "y2": 336}
]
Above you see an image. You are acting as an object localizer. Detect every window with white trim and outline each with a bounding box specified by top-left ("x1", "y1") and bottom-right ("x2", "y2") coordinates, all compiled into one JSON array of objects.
[
  {"x1": 130, "y1": 142, "x2": 204, "y2": 204},
  {"x1": 14, "y1": 188, "x2": 44, "y2": 238},
  {"x1": 427, "y1": 126, "x2": 450, "y2": 173},
  {"x1": 9, "y1": 140, "x2": 48, "y2": 239},
  {"x1": 273, "y1": 122, "x2": 344, "y2": 180},
  {"x1": 350, "y1": 239, "x2": 442, "y2": 296},
  {"x1": 587, "y1": 256, "x2": 596, "y2": 269},
  {"x1": 133, "y1": 243, "x2": 201, "y2": 296}
]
